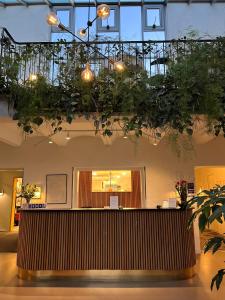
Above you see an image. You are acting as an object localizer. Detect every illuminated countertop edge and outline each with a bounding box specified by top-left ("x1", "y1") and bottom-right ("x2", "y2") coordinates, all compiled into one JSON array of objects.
[{"x1": 19, "y1": 208, "x2": 185, "y2": 211}]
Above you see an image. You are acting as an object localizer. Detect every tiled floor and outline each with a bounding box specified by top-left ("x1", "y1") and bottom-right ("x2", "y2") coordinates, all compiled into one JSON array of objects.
[{"x1": 0, "y1": 251, "x2": 225, "y2": 300}]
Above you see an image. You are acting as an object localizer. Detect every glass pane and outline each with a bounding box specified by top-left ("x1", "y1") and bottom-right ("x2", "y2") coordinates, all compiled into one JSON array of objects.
[
  {"x1": 120, "y1": 6, "x2": 142, "y2": 41},
  {"x1": 92, "y1": 170, "x2": 132, "y2": 192},
  {"x1": 147, "y1": 9, "x2": 160, "y2": 27},
  {"x1": 1, "y1": 0, "x2": 19, "y2": 3},
  {"x1": 51, "y1": 32, "x2": 73, "y2": 42},
  {"x1": 50, "y1": 0, "x2": 70, "y2": 3},
  {"x1": 75, "y1": 7, "x2": 96, "y2": 41},
  {"x1": 102, "y1": 9, "x2": 115, "y2": 28},
  {"x1": 74, "y1": 0, "x2": 95, "y2": 2},
  {"x1": 24, "y1": 0, "x2": 45, "y2": 2},
  {"x1": 50, "y1": 0, "x2": 70, "y2": 4},
  {"x1": 97, "y1": 32, "x2": 119, "y2": 41},
  {"x1": 56, "y1": 10, "x2": 70, "y2": 28},
  {"x1": 144, "y1": 0, "x2": 164, "y2": 2},
  {"x1": 97, "y1": 0, "x2": 118, "y2": 2}
]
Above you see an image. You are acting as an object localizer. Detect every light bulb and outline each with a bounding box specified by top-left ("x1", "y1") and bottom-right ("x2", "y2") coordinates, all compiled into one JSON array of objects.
[
  {"x1": 123, "y1": 134, "x2": 128, "y2": 139},
  {"x1": 29, "y1": 74, "x2": 38, "y2": 82},
  {"x1": 78, "y1": 28, "x2": 87, "y2": 38},
  {"x1": 48, "y1": 140, "x2": 53, "y2": 144},
  {"x1": 46, "y1": 12, "x2": 60, "y2": 26},
  {"x1": 81, "y1": 63, "x2": 94, "y2": 82},
  {"x1": 97, "y1": 4, "x2": 110, "y2": 20},
  {"x1": 66, "y1": 132, "x2": 71, "y2": 140},
  {"x1": 114, "y1": 61, "x2": 125, "y2": 72}
]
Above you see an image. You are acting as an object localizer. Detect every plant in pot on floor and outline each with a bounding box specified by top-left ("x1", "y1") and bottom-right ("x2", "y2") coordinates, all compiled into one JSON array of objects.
[
  {"x1": 17, "y1": 184, "x2": 37, "y2": 208},
  {"x1": 188, "y1": 185, "x2": 225, "y2": 290}
]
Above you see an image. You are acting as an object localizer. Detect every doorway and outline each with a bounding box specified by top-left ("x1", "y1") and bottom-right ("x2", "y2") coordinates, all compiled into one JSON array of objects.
[
  {"x1": 0, "y1": 169, "x2": 23, "y2": 232},
  {"x1": 195, "y1": 166, "x2": 225, "y2": 250}
]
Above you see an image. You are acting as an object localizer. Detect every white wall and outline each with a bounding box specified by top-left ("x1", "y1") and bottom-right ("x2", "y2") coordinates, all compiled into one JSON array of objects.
[
  {"x1": 2, "y1": 4, "x2": 225, "y2": 42},
  {"x1": 0, "y1": 135, "x2": 224, "y2": 211},
  {"x1": 166, "y1": 4, "x2": 225, "y2": 39},
  {"x1": 0, "y1": 6, "x2": 51, "y2": 42}
]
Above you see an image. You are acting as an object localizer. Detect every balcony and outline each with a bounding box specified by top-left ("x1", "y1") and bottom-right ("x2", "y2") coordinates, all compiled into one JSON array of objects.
[
  {"x1": 0, "y1": 27, "x2": 218, "y2": 83},
  {"x1": 0, "y1": 27, "x2": 225, "y2": 146}
]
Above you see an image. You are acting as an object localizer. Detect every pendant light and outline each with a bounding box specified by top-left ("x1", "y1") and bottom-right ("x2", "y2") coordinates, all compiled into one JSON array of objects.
[
  {"x1": 78, "y1": 28, "x2": 87, "y2": 38},
  {"x1": 28, "y1": 74, "x2": 38, "y2": 82},
  {"x1": 81, "y1": 63, "x2": 94, "y2": 82},
  {"x1": 46, "y1": 12, "x2": 60, "y2": 26},
  {"x1": 114, "y1": 61, "x2": 125, "y2": 72},
  {"x1": 97, "y1": 4, "x2": 110, "y2": 20}
]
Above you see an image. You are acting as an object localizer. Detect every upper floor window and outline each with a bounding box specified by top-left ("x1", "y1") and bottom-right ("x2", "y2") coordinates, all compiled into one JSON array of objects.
[
  {"x1": 51, "y1": 4, "x2": 165, "y2": 42},
  {"x1": 143, "y1": 5, "x2": 164, "y2": 31}
]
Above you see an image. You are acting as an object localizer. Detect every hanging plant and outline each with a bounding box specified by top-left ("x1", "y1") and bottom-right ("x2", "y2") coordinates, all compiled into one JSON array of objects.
[{"x1": 0, "y1": 36, "x2": 225, "y2": 137}]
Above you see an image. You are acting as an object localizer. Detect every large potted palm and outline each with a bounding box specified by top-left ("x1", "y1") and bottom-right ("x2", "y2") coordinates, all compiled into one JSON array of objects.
[{"x1": 188, "y1": 185, "x2": 225, "y2": 290}]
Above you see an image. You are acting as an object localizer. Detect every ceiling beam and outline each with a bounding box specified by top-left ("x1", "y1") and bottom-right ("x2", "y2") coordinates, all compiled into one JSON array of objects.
[
  {"x1": 16, "y1": 0, "x2": 28, "y2": 6},
  {"x1": 69, "y1": 0, "x2": 74, "y2": 7},
  {"x1": 44, "y1": 0, "x2": 52, "y2": 7}
]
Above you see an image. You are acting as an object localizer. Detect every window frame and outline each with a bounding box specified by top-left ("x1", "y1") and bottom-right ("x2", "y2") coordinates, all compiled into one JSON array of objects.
[
  {"x1": 143, "y1": 5, "x2": 165, "y2": 32},
  {"x1": 96, "y1": 5, "x2": 120, "y2": 33},
  {"x1": 91, "y1": 170, "x2": 133, "y2": 193},
  {"x1": 51, "y1": 7, "x2": 74, "y2": 33}
]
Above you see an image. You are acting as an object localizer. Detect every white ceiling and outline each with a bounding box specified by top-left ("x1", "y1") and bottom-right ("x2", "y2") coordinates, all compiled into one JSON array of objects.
[{"x1": 0, "y1": 114, "x2": 217, "y2": 147}]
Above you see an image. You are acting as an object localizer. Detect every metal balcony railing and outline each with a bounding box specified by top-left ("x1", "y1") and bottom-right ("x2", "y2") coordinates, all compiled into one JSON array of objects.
[{"x1": 0, "y1": 27, "x2": 220, "y2": 86}]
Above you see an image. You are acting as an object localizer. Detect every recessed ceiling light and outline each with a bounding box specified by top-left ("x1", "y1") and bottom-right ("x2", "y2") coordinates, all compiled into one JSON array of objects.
[{"x1": 66, "y1": 132, "x2": 71, "y2": 140}]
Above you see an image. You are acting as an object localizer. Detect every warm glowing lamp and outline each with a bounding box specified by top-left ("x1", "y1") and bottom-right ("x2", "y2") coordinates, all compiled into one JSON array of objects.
[
  {"x1": 46, "y1": 12, "x2": 60, "y2": 26},
  {"x1": 81, "y1": 63, "x2": 94, "y2": 82},
  {"x1": 97, "y1": 4, "x2": 110, "y2": 20},
  {"x1": 0, "y1": 189, "x2": 4, "y2": 197},
  {"x1": 29, "y1": 74, "x2": 38, "y2": 82},
  {"x1": 78, "y1": 28, "x2": 87, "y2": 38},
  {"x1": 114, "y1": 61, "x2": 125, "y2": 72},
  {"x1": 48, "y1": 140, "x2": 53, "y2": 144},
  {"x1": 66, "y1": 132, "x2": 71, "y2": 140}
]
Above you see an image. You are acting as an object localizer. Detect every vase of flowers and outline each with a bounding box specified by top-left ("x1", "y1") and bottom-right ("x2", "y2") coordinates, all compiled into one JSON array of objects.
[
  {"x1": 17, "y1": 184, "x2": 37, "y2": 208},
  {"x1": 175, "y1": 180, "x2": 188, "y2": 207}
]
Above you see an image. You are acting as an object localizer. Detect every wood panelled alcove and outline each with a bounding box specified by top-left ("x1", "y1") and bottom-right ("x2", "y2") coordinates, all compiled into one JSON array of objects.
[
  {"x1": 17, "y1": 209, "x2": 196, "y2": 272},
  {"x1": 78, "y1": 171, "x2": 141, "y2": 208}
]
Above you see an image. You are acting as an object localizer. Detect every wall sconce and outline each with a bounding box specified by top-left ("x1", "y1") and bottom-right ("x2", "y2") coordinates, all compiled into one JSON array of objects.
[{"x1": 0, "y1": 189, "x2": 4, "y2": 197}]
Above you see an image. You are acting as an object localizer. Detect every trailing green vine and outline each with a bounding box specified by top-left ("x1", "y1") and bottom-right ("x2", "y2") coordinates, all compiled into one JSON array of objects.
[{"x1": 0, "y1": 35, "x2": 225, "y2": 138}]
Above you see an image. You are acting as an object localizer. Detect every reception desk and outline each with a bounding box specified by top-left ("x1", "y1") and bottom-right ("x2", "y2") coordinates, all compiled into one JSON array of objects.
[{"x1": 17, "y1": 209, "x2": 196, "y2": 280}]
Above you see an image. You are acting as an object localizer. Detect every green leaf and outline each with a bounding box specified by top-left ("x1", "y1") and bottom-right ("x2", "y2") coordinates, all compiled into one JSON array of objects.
[
  {"x1": 211, "y1": 269, "x2": 225, "y2": 290},
  {"x1": 199, "y1": 213, "x2": 208, "y2": 232}
]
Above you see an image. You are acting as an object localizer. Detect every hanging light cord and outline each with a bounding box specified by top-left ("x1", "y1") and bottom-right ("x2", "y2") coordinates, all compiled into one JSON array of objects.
[{"x1": 58, "y1": 23, "x2": 113, "y2": 64}]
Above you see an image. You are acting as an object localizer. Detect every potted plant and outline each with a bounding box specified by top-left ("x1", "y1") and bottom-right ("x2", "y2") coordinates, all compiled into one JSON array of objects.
[
  {"x1": 188, "y1": 185, "x2": 225, "y2": 290},
  {"x1": 175, "y1": 180, "x2": 188, "y2": 207},
  {"x1": 17, "y1": 184, "x2": 37, "y2": 208}
]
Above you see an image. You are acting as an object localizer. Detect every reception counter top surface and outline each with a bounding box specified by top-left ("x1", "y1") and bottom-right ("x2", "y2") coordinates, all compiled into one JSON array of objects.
[
  {"x1": 17, "y1": 209, "x2": 196, "y2": 277},
  {"x1": 20, "y1": 208, "x2": 181, "y2": 211}
]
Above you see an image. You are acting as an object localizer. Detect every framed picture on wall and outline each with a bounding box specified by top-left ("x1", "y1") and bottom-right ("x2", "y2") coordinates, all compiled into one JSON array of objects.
[{"x1": 46, "y1": 174, "x2": 67, "y2": 204}]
